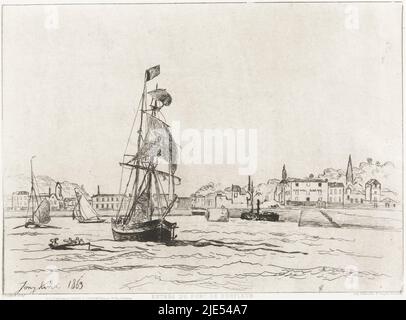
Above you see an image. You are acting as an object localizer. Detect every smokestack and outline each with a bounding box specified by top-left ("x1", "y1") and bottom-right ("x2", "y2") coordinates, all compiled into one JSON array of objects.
[
  {"x1": 97, "y1": 185, "x2": 100, "y2": 195},
  {"x1": 248, "y1": 176, "x2": 251, "y2": 192},
  {"x1": 48, "y1": 187, "x2": 51, "y2": 196}
]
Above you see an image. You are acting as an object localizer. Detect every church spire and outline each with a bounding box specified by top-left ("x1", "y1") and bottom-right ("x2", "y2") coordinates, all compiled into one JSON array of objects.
[
  {"x1": 282, "y1": 164, "x2": 287, "y2": 181},
  {"x1": 346, "y1": 155, "x2": 353, "y2": 185}
]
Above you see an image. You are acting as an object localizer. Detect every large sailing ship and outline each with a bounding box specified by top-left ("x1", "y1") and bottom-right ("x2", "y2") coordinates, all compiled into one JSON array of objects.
[{"x1": 111, "y1": 65, "x2": 180, "y2": 242}]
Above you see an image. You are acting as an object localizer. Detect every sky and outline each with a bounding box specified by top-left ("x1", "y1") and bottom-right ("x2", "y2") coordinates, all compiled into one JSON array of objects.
[{"x1": 2, "y1": 2, "x2": 403, "y2": 196}]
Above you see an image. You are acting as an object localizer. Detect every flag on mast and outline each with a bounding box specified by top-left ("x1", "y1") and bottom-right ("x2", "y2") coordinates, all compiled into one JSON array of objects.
[{"x1": 145, "y1": 65, "x2": 160, "y2": 81}]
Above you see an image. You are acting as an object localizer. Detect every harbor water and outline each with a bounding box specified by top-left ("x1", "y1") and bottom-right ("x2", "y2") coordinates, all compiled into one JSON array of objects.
[{"x1": 3, "y1": 210, "x2": 403, "y2": 295}]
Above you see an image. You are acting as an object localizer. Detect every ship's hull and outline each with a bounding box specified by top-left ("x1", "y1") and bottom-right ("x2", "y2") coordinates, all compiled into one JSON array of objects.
[
  {"x1": 25, "y1": 221, "x2": 49, "y2": 228},
  {"x1": 78, "y1": 219, "x2": 106, "y2": 224},
  {"x1": 49, "y1": 243, "x2": 91, "y2": 250},
  {"x1": 240, "y1": 211, "x2": 280, "y2": 222},
  {"x1": 191, "y1": 208, "x2": 207, "y2": 216},
  {"x1": 257, "y1": 212, "x2": 279, "y2": 222},
  {"x1": 15, "y1": 220, "x2": 57, "y2": 230},
  {"x1": 111, "y1": 218, "x2": 177, "y2": 242},
  {"x1": 76, "y1": 217, "x2": 106, "y2": 224},
  {"x1": 206, "y1": 217, "x2": 229, "y2": 222}
]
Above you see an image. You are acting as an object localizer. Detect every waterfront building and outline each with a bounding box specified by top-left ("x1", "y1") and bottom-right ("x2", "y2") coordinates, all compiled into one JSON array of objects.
[
  {"x1": 63, "y1": 197, "x2": 77, "y2": 210},
  {"x1": 227, "y1": 185, "x2": 247, "y2": 205},
  {"x1": 274, "y1": 165, "x2": 328, "y2": 206},
  {"x1": 176, "y1": 196, "x2": 192, "y2": 209},
  {"x1": 327, "y1": 182, "x2": 344, "y2": 205},
  {"x1": 382, "y1": 197, "x2": 397, "y2": 208},
  {"x1": 344, "y1": 155, "x2": 366, "y2": 205},
  {"x1": 39, "y1": 187, "x2": 63, "y2": 210},
  {"x1": 365, "y1": 179, "x2": 381, "y2": 204},
  {"x1": 284, "y1": 178, "x2": 328, "y2": 205},
  {"x1": 11, "y1": 191, "x2": 29, "y2": 210},
  {"x1": 91, "y1": 186, "x2": 129, "y2": 211},
  {"x1": 190, "y1": 184, "x2": 247, "y2": 210},
  {"x1": 191, "y1": 194, "x2": 205, "y2": 208}
]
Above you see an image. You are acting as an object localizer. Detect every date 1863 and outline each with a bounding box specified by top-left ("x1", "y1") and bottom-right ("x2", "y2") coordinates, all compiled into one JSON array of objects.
[{"x1": 67, "y1": 275, "x2": 84, "y2": 290}]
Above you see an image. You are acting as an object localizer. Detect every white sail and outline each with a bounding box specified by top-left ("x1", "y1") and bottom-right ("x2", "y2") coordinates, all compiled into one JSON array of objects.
[
  {"x1": 75, "y1": 188, "x2": 99, "y2": 221},
  {"x1": 134, "y1": 113, "x2": 178, "y2": 170}
]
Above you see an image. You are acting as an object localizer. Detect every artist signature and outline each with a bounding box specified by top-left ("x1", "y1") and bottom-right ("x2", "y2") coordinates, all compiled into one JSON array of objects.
[
  {"x1": 15, "y1": 280, "x2": 60, "y2": 295},
  {"x1": 15, "y1": 275, "x2": 85, "y2": 295}
]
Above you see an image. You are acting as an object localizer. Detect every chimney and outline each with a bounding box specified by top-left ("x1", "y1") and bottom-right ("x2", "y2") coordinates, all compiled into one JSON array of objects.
[
  {"x1": 97, "y1": 185, "x2": 100, "y2": 195},
  {"x1": 48, "y1": 187, "x2": 51, "y2": 196}
]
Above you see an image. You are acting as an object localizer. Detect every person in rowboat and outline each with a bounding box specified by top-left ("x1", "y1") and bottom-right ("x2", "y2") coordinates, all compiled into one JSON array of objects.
[
  {"x1": 64, "y1": 237, "x2": 74, "y2": 245},
  {"x1": 75, "y1": 237, "x2": 84, "y2": 245},
  {"x1": 49, "y1": 238, "x2": 59, "y2": 247}
]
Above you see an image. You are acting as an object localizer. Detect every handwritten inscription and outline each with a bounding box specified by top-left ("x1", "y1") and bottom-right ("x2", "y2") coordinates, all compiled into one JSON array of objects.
[
  {"x1": 16, "y1": 280, "x2": 60, "y2": 295},
  {"x1": 67, "y1": 275, "x2": 84, "y2": 290},
  {"x1": 15, "y1": 274, "x2": 85, "y2": 295}
]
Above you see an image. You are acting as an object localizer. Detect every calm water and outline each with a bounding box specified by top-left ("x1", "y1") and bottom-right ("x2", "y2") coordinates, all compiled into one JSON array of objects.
[{"x1": 3, "y1": 213, "x2": 403, "y2": 295}]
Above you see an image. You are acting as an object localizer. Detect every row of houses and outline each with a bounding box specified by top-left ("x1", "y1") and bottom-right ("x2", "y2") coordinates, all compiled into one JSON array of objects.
[
  {"x1": 7, "y1": 185, "x2": 192, "y2": 212},
  {"x1": 6, "y1": 156, "x2": 397, "y2": 211},
  {"x1": 274, "y1": 177, "x2": 382, "y2": 207},
  {"x1": 5, "y1": 186, "x2": 124, "y2": 211},
  {"x1": 274, "y1": 156, "x2": 394, "y2": 208},
  {"x1": 8, "y1": 188, "x2": 76, "y2": 211},
  {"x1": 191, "y1": 178, "x2": 388, "y2": 211},
  {"x1": 191, "y1": 184, "x2": 249, "y2": 210},
  {"x1": 90, "y1": 186, "x2": 192, "y2": 211},
  {"x1": 190, "y1": 156, "x2": 398, "y2": 210}
]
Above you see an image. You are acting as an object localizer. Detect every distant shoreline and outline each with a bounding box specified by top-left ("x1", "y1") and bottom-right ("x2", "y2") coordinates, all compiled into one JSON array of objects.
[
  {"x1": 3, "y1": 209, "x2": 194, "y2": 219},
  {"x1": 4, "y1": 207, "x2": 401, "y2": 232}
]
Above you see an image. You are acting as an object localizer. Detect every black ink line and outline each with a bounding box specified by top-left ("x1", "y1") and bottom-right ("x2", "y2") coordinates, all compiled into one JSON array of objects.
[
  {"x1": 1, "y1": 3, "x2": 4, "y2": 296},
  {"x1": 400, "y1": 1, "x2": 404, "y2": 293},
  {"x1": 1, "y1": 0, "x2": 404, "y2": 296},
  {"x1": 1, "y1": 1, "x2": 404, "y2": 7}
]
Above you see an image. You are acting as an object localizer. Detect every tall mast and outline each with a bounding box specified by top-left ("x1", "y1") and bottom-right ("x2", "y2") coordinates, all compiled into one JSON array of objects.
[
  {"x1": 126, "y1": 74, "x2": 147, "y2": 222},
  {"x1": 171, "y1": 171, "x2": 175, "y2": 198},
  {"x1": 77, "y1": 192, "x2": 82, "y2": 219},
  {"x1": 247, "y1": 175, "x2": 254, "y2": 213},
  {"x1": 152, "y1": 171, "x2": 162, "y2": 219},
  {"x1": 146, "y1": 171, "x2": 153, "y2": 220},
  {"x1": 247, "y1": 176, "x2": 250, "y2": 209},
  {"x1": 251, "y1": 178, "x2": 254, "y2": 214},
  {"x1": 119, "y1": 65, "x2": 177, "y2": 224},
  {"x1": 30, "y1": 156, "x2": 36, "y2": 220},
  {"x1": 168, "y1": 121, "x2": 173, "y2": 201},
  {"x1": 168, "y1": 156, "x2": 171, "y2": 202}
]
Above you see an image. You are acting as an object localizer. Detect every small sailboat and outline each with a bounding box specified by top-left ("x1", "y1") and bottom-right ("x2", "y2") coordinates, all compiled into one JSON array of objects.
[
  {"x1": 14, "y1": 156, "x2": 57, "y2": 229},
  {"x1": 111, "y1": 65, "x2": 180, "y2": 242},
  {"x1": 72, "y1": 188, "x2": 105, "y2": 223}
]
